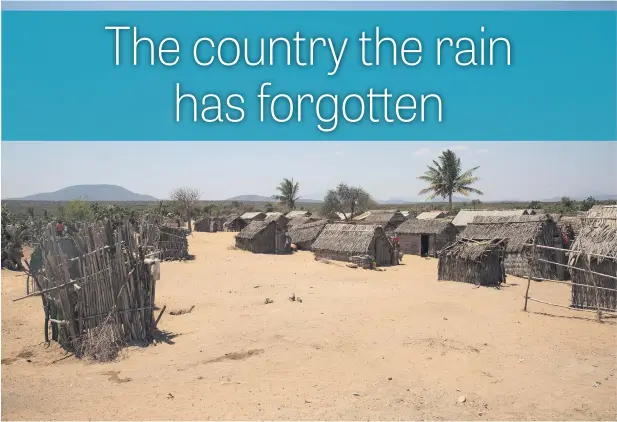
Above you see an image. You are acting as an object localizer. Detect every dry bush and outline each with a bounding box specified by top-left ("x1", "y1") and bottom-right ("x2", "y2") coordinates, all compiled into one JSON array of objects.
[{"x1": 227, "y1": 245, "x2": 238, "y2": 251}]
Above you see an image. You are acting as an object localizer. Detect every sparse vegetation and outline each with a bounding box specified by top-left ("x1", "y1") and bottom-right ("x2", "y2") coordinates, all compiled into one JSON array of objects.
[
  {"x1": 170, "y1": 187, "x2": 201, "y2": 233},
  {"x1": 322, "y1": 183, "x2": 375, "y2": 220}
]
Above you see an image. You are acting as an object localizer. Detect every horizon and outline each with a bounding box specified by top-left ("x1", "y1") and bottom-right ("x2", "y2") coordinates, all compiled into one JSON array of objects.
[{"x1": 1, "y1": 141, "x2": 616, "y2": 202}]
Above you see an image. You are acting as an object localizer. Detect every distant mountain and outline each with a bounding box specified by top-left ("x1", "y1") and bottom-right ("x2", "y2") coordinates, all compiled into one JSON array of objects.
[
  {"x1": 225, "y1": 194, "x2": 322, "y2": 204},
  {"x1": 13, "y1": 184, "x2": 158, "y2": 201}
]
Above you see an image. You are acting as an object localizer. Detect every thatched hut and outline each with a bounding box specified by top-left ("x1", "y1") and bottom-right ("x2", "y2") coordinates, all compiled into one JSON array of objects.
[
  {"x1": 265, "y1": 212, "x2": 289, "y2": 230},
  {"x1": 438, "y1": 239, "x2": 505, "y2": 286},
  {"x1": 394, "y1": 219, "x2": 457, "y2": 257},
  {"x1": 286, "y1": 210, "x2": 312, "y2": 219},
  {"x1": 194, "y1": 216, "x2": 225, "y2": 232},
  {"x1": 462, "y1": 215, "x2": 566, "y2": 280},
  {"x1": 416, "y1": 211, "x2": 447, "y2": 220},
  {"x1": 287, "y1": 220, "x2": 328, "y2": 250},
  {"x1": 452, "y1": 209, "x2": 529, "y2": 233},
  {"x1": 224, "y1": 215, "x2": 246, "y2": 232},
  {"x1": 356, "y1": 210, "x2": 406, "y2": 232},
  {"x1": 235, "y1": 220, "x2": 288, "y2": 254},
  {"x1": 568, "y1": 222, "x2": 617, "y2": 311},
  {"x1": 311, "y1": 223, "x2": 395, "y2": 266},
  {"x1": 287, "y1": 216, "x2": 317, "y2": 228}
]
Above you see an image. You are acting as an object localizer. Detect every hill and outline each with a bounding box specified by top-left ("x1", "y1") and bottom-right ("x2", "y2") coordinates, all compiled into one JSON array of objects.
[{"x1": 13, "y1": 184, "x2": 158, "y2": 202}]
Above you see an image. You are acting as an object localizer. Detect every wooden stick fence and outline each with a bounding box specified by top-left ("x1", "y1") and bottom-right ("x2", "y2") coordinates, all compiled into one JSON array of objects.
[
  {"x1": 23, "y1": 219, "x2": 162, "y2": 356},
  {"x1": 522, "y1": 241, "x2": 617, "y2": 322}
]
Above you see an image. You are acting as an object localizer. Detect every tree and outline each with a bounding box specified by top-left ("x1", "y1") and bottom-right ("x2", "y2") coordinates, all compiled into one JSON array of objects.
[
  {"x1": 471, "y1": 199, "x2": 482, "y2": 210},
  {"x1": 273, "y1": 178, "x2": 300, "y2": 211},
  {"x1": 580, "y1": 196, "x2": 597, "y2": 212},
  {"x1": 170, "y1": 187, "x2": 201, "y2": 232},
  {"x1": 264, "y1": 202, "x2": 274, "y2": 213},
  {"x1": 322, "y1": 183, "x2": 375, "y2": 221},
  {"x1": 417, "y1": 149, "x2": 483, "y2": 211},
  {"x1": 528, "y1": 200, "x2": 541, "y2": 210},
  {"x1": 27, "y1": 207, "x2": 35, "y2": 218},
  {"x1": 560, "y1": 196, "x2": 575, "y2": 213},
  {"x1": 65, "y1": 199, "x2": 93, "y2": 221}
]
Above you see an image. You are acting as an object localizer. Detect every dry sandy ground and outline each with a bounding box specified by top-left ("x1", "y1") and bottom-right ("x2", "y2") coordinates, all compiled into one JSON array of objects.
[{"x1": 2, "y1": 232, "x2": 616, "y2": 420}]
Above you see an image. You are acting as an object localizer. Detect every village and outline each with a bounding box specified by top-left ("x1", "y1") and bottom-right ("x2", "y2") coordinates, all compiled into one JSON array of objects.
[{"x1": 1, "y1": 150, "x2": 616, "y2": 420}]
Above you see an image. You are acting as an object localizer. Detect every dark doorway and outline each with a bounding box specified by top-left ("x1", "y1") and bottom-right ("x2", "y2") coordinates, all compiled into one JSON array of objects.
[{"x1": 420, "y1": 234, "x2": 429, "y2": 256}]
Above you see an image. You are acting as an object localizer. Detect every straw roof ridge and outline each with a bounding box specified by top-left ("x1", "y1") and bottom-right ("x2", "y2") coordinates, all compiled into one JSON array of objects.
[
  {"x1": 396, "y1": 218, "x2": 454, "y2": 234},
  {"x1": 311, "y1": 223, "x2": 387, "y2": 254},
  {"x1": 287, "y1": 220, "x2": 328, "y2": 244},
  {"x1": 463, "y1": 214, "x2": 555, "y2": 252},
  {"x1": 235, "y1": 220, "x2": 275, "y2": 240}
]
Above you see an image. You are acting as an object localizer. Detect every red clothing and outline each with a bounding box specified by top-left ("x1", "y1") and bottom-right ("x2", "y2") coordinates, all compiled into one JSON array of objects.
[{"x1": 56, "y1": 223, "x2": 64, "y2": 234}]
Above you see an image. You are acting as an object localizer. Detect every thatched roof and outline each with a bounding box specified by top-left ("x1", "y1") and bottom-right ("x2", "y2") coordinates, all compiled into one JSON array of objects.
[
  {"x1": 224, "y1": 214, "x2": 241, "y2": 225},
  {"x1": 287, "y1": 216, "x2": 316, "y2": 227},
  {"x1": 264, "y1": 212, "x2": 286, "y2": 223},
  {"x1": 416, "y1": 211, "x2": 446, "y2": 220},
  {"x1": 587, "y1": 205, "x2": 617, "y2": 222},
  {"x1": 240, "y1": 212, "x2": 266, "y2": 220},
  {"x1": 551, "y1": 214, "x2": 583, "y2": 238},
  {"x1": 312, "y1": 223, "x2": 389, "y2": 254},
  {"x1": 359, "y1": 210, "x2": 404, "y2": 225},
  {"x1": 524, "y1": 209, "x2": 545, "y2": 215},
  {"x1": 569, "y1": 223, "x2": 617, "y2": 259},
  {"x1": 287, "y1": 220, "x2": 328, "y2": 244},
  {"x1": 440, "y1": 239, "x2": 502, "y2": 261},
  {"x1": 452, "y1": 209, "x2": 528, "y2": 227},
  {"x1": 235, "y1": 220, "x2": 274, "y2": 240},
  {"x1": 286, "y1": 210, "x2": 311, "y2": 218},
  {"x1": 462, "y1": 214, "x2": 554, "y2": 252},
  {"x1": 395, "y1": 219, "x2": 454, "y2": 235}
]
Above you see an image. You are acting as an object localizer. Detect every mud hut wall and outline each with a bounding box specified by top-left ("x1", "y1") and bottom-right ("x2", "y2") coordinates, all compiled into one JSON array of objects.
[{"x1": 194, "y1": 217, "x2": 211, "y2": 232}]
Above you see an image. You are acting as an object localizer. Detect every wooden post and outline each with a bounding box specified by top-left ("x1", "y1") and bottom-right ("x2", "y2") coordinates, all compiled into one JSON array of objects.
[
  {"x1": 588, "y1": 252, "x2": 603, "y2": 323},
  {"x1": 524, "y1": 238, "x2": 537, "y2": 311}
]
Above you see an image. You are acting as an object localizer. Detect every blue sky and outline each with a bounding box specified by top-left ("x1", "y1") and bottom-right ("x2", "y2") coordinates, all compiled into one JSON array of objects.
[{"x1": 1, "y1": 141, "x2": 615, "y2": 202}]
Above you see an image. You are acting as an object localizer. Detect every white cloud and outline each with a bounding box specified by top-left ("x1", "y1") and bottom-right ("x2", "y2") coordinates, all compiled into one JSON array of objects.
[
  {"x1": 440, "y1": 144, "x2": 469, "y2": 153},
  {"x1": 413, "y1": 147, "x2": 432, "y2": 156},
  {"x1": 475, "y1": 148, "x2": 489, "y2": 154}
]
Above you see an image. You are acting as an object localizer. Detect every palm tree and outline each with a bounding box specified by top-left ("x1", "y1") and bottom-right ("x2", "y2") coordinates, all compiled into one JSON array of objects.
[
  {"x1": 273, "y1": 178, "x2": 300, "y2": 211},
  {"x1": 417, "y1": 149, "x2": 483, "y2": 212}
]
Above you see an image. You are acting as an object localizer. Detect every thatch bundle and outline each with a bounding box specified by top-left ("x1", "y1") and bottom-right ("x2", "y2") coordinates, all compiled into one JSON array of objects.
[
  {"x1": 395, "y1": 219, "x2": 454, "y2": 235},
  {"x1": 26, "y1": 220, "x2": 158, "y2": 357},
  {"x1": 569, "y1": 223, "x2": 617, "y2": 311},
  {"x1": 438, "y1": 240, "x2": 505, "y2": 286},
  {"x1": 287, "y1": 220, "x2": 328, "y2": 250},
  {"x1": 462, "y1": 214, "x2": 564, "y2": 280}
]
